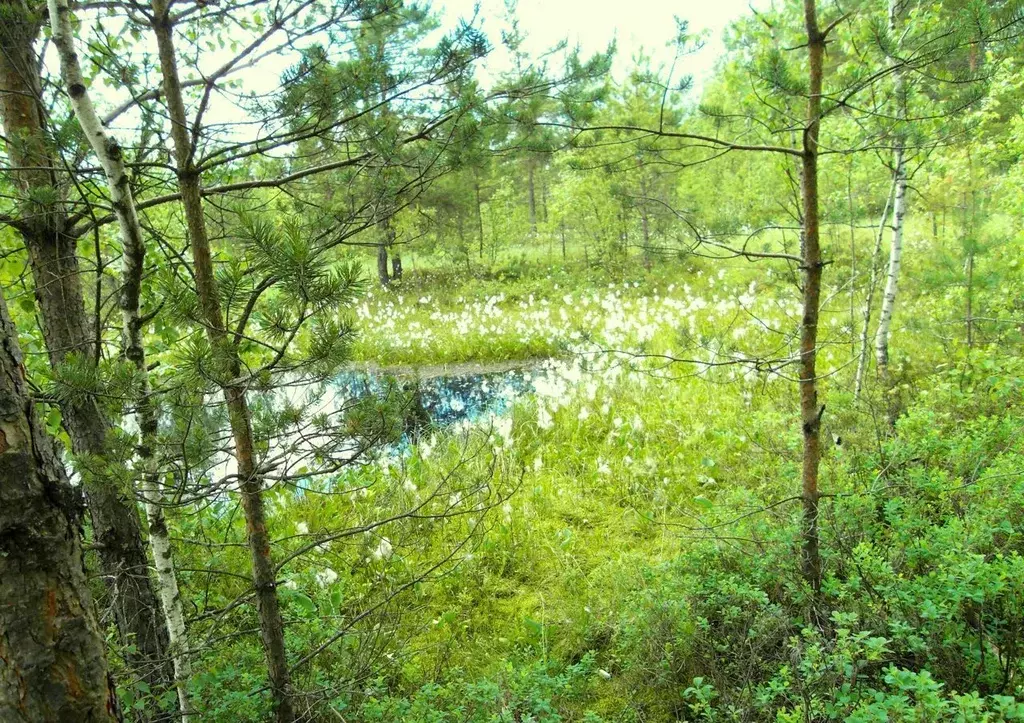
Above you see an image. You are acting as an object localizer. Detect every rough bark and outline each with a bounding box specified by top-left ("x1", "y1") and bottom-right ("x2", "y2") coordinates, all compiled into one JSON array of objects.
[
  {"x1": 48, "y1": 1, "x2": 192, "y2": 717},
  {"x1": 0, "y1": 290, "x2": 121, "y2": 723},
  {"x1": 150, "y1": 3, "x2": 295, "y2": 720},
  {"x1": 800, "y1": 0, "x2": 825, "y2": 597},
  {"x1": 0, "y1": 2, "x2": 172, "y2": 706}
]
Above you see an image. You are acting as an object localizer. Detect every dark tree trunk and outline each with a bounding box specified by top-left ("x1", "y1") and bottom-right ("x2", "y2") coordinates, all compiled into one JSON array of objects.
[
  {"x1": 392, "y1": 254, "x2": 403, "y2": 280},
  {"x1": 378, "y1": 216, "x2": 395, "y2": 286},
  {"x1": 0, "y1": 291, "x2": 121, "y2": 723},
  {"x1": 0, "y1": 4, "x2": 172, "y2": 707},
  {"x1": 377, "y1": 243, "x2": 391, "y2": 286}
]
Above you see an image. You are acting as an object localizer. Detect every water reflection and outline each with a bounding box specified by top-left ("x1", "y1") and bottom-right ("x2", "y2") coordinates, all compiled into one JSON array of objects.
[{"x1": 331, "y1": 365, "x2": 537, "y2": 434}]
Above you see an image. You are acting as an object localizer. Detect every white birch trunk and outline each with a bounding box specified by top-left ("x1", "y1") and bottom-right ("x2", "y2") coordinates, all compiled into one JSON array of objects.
[
  {"x1": 48, "y1": 2, "x2": 192, "y2": 719},
  {"x1": 875, "y1": 146, "x2": 906, "y2": 375},
  {"x1": 854, "y1": 174, "x2": 897, "y2": 399},
  {"x1": 873, "y1": 0, "x2": 908, "y2": 380}
]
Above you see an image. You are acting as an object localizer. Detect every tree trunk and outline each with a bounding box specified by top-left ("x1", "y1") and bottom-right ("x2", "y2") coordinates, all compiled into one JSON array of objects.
[
  {"x1": 875, "y1": 147, "x2": 905, "y2": 377},
  {"x1": 48, "y1": 1, "x2": 191, "y2": 716},
  {"x1": 527, "y1": 161, "x2": 537, "y2": 236},
  {"x1": 540, "y1": 171, "x2": 548, "y2": 222},
  {"x1": 966, "y1": 248, "x2": 975, "y2": 348},
  {"x1": 560, "y1": 220, "x2": 567, "y2": 260},
  {"x1": 392, "y1": 253, "x2": 403, "y2": 280},
  {"x1": 640, "y1": 206, "x2": 652, "y2": 270},
  {"x1": 150, "y1": 4, "x2": 294, "y2": 721},
  {"x1": 854, "y1": 174, "x2": 897, "y2": 399},
  {"x1": 874, "y1": 0, "x2": 908, "y2": 382},
  {"x1": 474, "y1": 177, "x2": 485, "y2": 258},
  {"x1": 377, "y1": 242, "x2": 391, "y2": 286},
  {"x1": 799, "y1": 0, "x2": 825, "y2": 598},
  {"x1": 0, "y1": 4, "x2": 172, "y2": 708},
  {"x1": 0, "y1": 290, "x2": 121, "y2": 723}
]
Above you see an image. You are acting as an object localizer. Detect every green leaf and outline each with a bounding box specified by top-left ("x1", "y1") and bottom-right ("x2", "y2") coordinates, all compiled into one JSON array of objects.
[{"x1": 294, "y1": 592, "x2": 316, "y2": 616}]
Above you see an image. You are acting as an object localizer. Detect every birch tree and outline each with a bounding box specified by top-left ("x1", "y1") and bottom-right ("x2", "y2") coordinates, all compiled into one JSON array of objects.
[
  {"x1": 47, "y1": 0, "x2": 192, "y2": 718},
  {"x1": 874, "y1": 0, "x2": 909, "y2": 381}
]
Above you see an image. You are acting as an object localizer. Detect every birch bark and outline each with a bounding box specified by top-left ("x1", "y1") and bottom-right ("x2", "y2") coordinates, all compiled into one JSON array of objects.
[
  {"x1": 874, "y1": 0, "x2": 908, "y2": 378},
  {"x1": 47, "y1": 1, "x2": 192, "y2": 717}
]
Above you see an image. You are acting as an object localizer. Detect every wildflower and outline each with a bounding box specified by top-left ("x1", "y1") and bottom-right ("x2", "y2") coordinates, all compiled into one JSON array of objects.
[
  {"x1": 372, "y1": 538, "x2": 393, "y2": 561},
  {"x1": 315, "y1": 568, "x2": 338, "y2": 587},
  {"x1": 493, "y1": 416, "x2": 513, "y2": 446},
  {"x1": 296, "y1": 521, "x2": 309, "y2": 535}
]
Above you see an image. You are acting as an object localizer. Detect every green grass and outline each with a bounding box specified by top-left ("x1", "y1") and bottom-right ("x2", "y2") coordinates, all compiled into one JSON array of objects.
[{"x1": 183, "y1": 240, "x2": 1024, "y2": 721}]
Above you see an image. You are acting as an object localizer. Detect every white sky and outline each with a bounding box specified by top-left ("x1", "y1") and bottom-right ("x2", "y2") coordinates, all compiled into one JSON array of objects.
[
  {"x1": 73, "y1": 0, "x2": 756, "y2": 146},
  {"x1": 434, "y1": 0, "x2": 756, "y2": 91}
]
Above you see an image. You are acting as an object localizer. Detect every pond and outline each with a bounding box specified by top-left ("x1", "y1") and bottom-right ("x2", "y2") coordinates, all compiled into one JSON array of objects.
[{"x1": 332, "y1": 360, "x2": 543, "y2": 432}]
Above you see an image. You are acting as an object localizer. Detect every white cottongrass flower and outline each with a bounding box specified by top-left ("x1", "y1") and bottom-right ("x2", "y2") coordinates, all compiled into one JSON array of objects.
[
  {"x1": 315, "y1": 568, "x2": 338, "y2": 587},
  {"x1": 492, "y1": 416, "x2": 513, "y2": 447},
  {"x1": 372, "y1": 538, "x2": 393, "y2": 561}
]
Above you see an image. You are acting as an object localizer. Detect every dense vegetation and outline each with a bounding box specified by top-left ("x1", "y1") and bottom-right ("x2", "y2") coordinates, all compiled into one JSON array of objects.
[{"x1": 3, "y1": 0, "x2": 1024, "y2": 720}]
